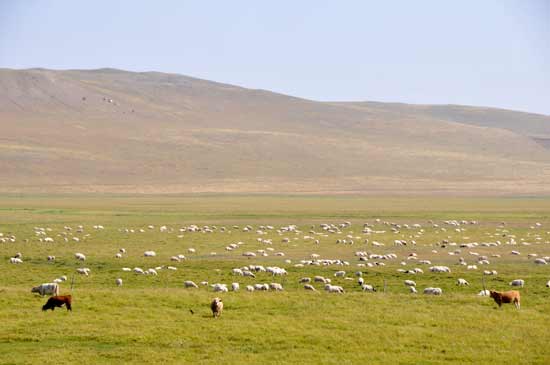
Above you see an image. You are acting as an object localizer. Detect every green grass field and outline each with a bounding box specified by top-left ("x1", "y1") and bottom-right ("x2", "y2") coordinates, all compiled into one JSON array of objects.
[{"x1": 1, "y1": 195, "x2": 550, "y2": 364}]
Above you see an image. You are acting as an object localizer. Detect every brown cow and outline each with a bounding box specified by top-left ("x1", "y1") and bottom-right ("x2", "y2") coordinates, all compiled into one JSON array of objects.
[
  {"x1": 490, "y1": 290, "x2": 520, "y2": 309},
  {"x1": 42, "y1": 295, "x2": 72, "y2": 311}
]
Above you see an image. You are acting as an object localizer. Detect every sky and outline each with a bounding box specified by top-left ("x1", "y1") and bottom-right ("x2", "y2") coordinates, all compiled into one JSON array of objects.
[{"x1": 1, "y1": 1, "x2": 549, "y2": 114}]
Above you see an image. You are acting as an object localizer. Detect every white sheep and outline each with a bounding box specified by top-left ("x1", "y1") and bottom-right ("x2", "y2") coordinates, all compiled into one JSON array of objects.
[
  {"x1": 10, "y1": 257, "x2": 23, "y2": 264},
  {"x1": 324, "y1": 284, "x2": 344, "y2": 293},
  {"x1": 404, "y1": 280, "x2": 416, "y2": 287},
  {"x1": 314, "y1": 276, "x2": 328, "y2": 283},
  {"x1": 31, "y1": 283, "x2": 59, "y2": 296},
  {"x1": 429, "y1": 266, "x2": 451, "y2": 273},
  {"x1": 510, "y1": 279, "x2": 525, "y2": 287},
  {"x1": 409, "y1": 286, "x2": 418, "y2": 293},
  {"x1": 212, "y1": 283, "x2": 228, "y2": 293},
  {"x1": 334, "y1": 270, "x2": 346, "y2": 277},
  {"x1": 423, "y1": 287, "x2": 442, "y2": 295},
  {"x1": 304, "y1": 284, "x2": 317, "y2": 291},
  {"x1": 456, "y1": 278, "x2": 469, "y2": 286},
  {"x1": 115, "y1": 278, "x2": 123, "y2": 286},
  {"x1": 246, "y1": 285, "x2": 255, "y2": 292},
  {"x1": 361, "y1": 284, "x2": 375, "y2": 292},
  {"x1": 269, "y1": 283, "x2": 284, "y2": 291},
  {"x1": 144, "y1": 251, "x2": 156, "y2": 257},
  {"x1": 231, "y1": 283, "x2": 240, "y2": 292},
  {"x1": 184, "y1": 280, "x2": 199, "y2": 288},
  {"x1": 74, "y1": 252, "x2": 86, "y2": 261},
  {"x1": 76, "y1": 268, "x2": 90, "y2": 276},
  {"x1": 254, "y1": 283, "x2": 269, "y2": 291}
]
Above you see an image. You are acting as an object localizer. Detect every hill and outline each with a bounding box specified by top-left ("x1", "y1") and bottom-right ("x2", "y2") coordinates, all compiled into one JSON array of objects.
[{"x1": 1, "y1": 68, "x2": 549, "y2": 194}]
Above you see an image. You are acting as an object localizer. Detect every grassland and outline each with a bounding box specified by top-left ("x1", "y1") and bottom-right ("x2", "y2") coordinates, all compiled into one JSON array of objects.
[{"x1": 1, "y1": 195, "x2": 550, "y2": 364}]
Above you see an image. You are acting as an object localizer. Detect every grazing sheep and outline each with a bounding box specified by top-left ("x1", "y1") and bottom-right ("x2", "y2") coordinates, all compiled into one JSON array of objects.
[
  {"x1": 490, "y1": 290, "x2": 520, "y2": 309},
  {"x1": 361, "y1": 284, "x2": 376, "y2": 292},
  {"x1": 133, "y1": 268, "x2": 145, "y2": 275},
  {"x1": 423, "y1": 287, "x2": 443, "y2": 295},
  {"x1": 31, "y1": 283, "x2": 59, "y2": 297},
  {"x1": 76, "y1": 268, "x2": 90, "y2": 276},
  {"x1": 429, "y1": 266, "x2": 451, "y2": 273},
  {"x1": 242, "y1": 270, "x2": 256, "y2": 278},
  {"x1": 231, "y1": 283, "x2": 240, "y2": 292},
  {"x1": 115, "y1": 253, "x2": 122, "y2": 259},
  {"x1": 144, "y1": 251, "x2": 156, "y2": 257},
  {"x1": 546, "y1": 280, "x2": 550, "y2": 288},
  {"x1": 299, "y1": 277, "x2": 311, "y2": 283},
  {"x1": 404, "y1": 280, "x2": 416, "y2": 287},
  {"x1": 324, "y1": 284, "x2": 344, "y2": 293},
  {"x1": 232, "y1": 268, "x2": 244, "y2": 276},
  {"x1": 254, "y1": 283, "x2": 269, "y2": 291},
  {"x1": 534, "y1": 258, "x2": 547, "y2": 265},
  {"x1": 10, "y1": 257, "x2": 23, "y2": 264},
  {"x1": 334, "y1": 271, "x2": 346, "y2": 277},
  {"x1": 246, "y1": 285, "x2": 255, "y2": 292},
  {"x1": 42, "y1": 295, "x2": 72, "y2": 312},
  {"x1": 314, "y1": 276, "x2": 328, "y2": 283},
  {"x1": 211, "y1": 298, "x2": 223, "y2": 318},
  {"x1": 456, "y1": 278, "x2": 470, "y2": 286},
  {"x1": 115, "y1": 278, "x2": 123, "y2": 286},
  {"x1": 409, "y1": 286, "x2": 418, "y2": 294},
  {"x1": 74, "y1": 253, "x2": 86, "y2": 261},
  {"x1": 478, "y1": 290, "x2": 490, "y2": 296},
  {"x1": 184, "y1": 280, "x2": 199, "y2": 288},
  {"x1": 304, "y1": 284, "x2": 317, "y2": 291},
  {"x1": 269, "y1": 283, "x2": 284, "y2": 291},
  {"x1": 509, "y1": 279, "x2": 525, "y2": 288},
  {"x1": 212, "y1": 284, "x2": 228, "y2": 293},
  {"x1": 47, "y1": 256, "x2": 55, "y2": 261}
]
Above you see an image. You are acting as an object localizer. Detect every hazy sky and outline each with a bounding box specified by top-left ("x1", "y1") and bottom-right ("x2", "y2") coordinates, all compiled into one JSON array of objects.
[{"x1": 1, "y1": 1, "x2": 549, "y2": 114}]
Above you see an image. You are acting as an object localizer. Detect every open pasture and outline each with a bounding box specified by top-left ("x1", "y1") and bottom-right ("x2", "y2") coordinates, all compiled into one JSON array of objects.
[{"x1": 1, "y1": 195, "x2": 550, "y2": 364}]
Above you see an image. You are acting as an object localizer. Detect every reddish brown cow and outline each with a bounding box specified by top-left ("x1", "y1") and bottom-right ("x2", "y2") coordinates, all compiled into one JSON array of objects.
[
  {"x1": 42, "y1": 295, "x2": 72, "y2": 311},
  {"x1": 490, "y1": 290, "x2": 520, "y2": 309}
]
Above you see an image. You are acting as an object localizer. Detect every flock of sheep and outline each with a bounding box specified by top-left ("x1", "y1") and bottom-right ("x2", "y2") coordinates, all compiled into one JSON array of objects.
[{"x1": 4, "y1": 218, "x2": 550, "y2": 314}]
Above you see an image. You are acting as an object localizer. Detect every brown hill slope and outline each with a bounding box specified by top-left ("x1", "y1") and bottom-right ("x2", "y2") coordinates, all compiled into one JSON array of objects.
[{"x1": 1, "y1": 68, "x2": 549, "y2": 194}]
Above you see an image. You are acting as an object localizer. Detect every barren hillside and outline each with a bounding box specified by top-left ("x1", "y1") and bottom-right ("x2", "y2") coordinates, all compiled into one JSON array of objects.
[{"x1": 1, "y1": 68, "x2": 549, "y2": 194}]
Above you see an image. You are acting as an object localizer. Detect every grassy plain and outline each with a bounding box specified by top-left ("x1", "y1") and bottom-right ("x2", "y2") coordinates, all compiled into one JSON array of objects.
[{"x1": 1, "y1": 195, "x2": 550, "y2": 364}]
